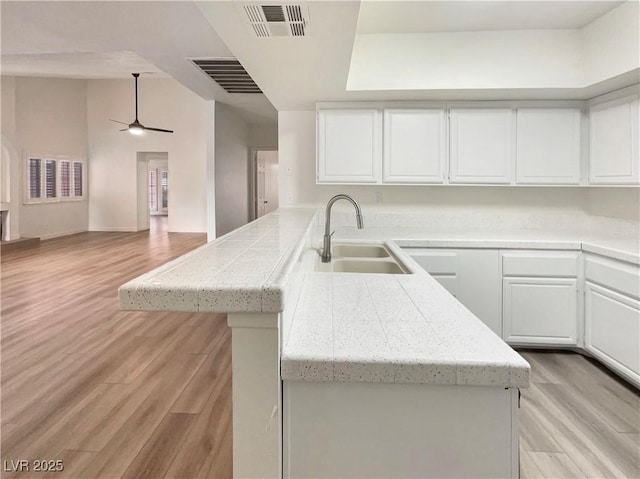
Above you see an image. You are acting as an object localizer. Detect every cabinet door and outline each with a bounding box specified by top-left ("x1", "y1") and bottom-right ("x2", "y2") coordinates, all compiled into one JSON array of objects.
[
  {"x1": 516, "y1": 108, "x2": 582, "y2": 184},
  {"x1": 383, "y1": 109, "x2": 446, "y2": 183},
  {"x1": 589, "y1": 94, "x2": 640, "y2": 185},
  {"x1": 449, "y1": 108, "x2": 514, "y2": 184},
  {"x1": 317, "y1": 109, "x2": 381, "y2": 183},
  {"x1": 503, "y1": 277, "x2": 578, "y2": 345},
  {"x1": 585, "y1": 282, "x2": 640, "y2": 387}
]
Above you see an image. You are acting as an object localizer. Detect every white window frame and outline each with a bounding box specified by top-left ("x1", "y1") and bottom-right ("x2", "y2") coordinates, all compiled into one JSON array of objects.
[{"x1": 24, "y1": 155, "x2": 87, "y2": 205}]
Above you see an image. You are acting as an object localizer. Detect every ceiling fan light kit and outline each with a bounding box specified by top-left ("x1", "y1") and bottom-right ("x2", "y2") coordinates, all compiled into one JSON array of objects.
[{"x1": 110, "y1": 73, "x2": 174, "y2": 135}]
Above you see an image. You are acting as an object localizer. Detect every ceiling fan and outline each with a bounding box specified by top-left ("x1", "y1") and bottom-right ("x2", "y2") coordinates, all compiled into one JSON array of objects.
[{"x1": 110, "y1": 73, "x2": 174, "y2": 135}]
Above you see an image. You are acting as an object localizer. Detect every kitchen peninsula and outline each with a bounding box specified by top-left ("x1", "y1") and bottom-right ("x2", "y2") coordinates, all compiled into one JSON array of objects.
[{"x1": 119, "y1": 206, "x2": 639, "y2": 479}]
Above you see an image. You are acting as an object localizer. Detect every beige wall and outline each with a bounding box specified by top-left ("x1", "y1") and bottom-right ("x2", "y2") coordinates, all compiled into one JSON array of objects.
[
  {"x1": 249, "y1": 123, "x2": 278, "y2": 149},
  {"x1": 2, "y1": 76, "x2": 89, "y2": 239},
  {"x1": 87, "y1": 78, "x2": 212, "y2": 233},
  {"x1": 215, "y1": 103, "x2": 251, "y2": 237},
  {"x1": 1, "y1": 76, "x2": 20, "y2": 240}
]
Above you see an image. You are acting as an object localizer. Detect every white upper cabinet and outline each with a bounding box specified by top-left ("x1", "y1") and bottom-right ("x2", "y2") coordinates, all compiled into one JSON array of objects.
[
  {"x1": 516, "y1": 108, "x2": 582, "y2": 184},
  {"x1": 449, "y1": 108, "x2": 514, "y2": 184},
  {"x1": 589, "y1": 93, "x2": 640, "y2": 185},
  {"x1": 383, "y1": 109, "x2": 447, "y2": 183},
  {"x1": 317, "y1": 109, "x2": 382, "y2": 184}
]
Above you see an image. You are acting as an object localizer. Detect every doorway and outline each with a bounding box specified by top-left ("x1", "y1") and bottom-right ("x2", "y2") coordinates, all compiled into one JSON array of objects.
[
  {"x1": 148, "y1": 160, "x2": 169, "y2": 216},
  {"x1": 136, "y1": 152, "x2": 168, "y2": 233},
  {"x1": 252, "y1": 149, "x2": 279, "y2": 220}
]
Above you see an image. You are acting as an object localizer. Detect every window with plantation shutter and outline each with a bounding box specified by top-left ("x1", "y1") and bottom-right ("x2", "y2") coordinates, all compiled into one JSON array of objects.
[
  {"x1": 45, "y1": 159, "x2": 57, "y2": 198},
  {"x1": 28, "y1": 157, "x2": 42, "y2": 200},
  {"x1": 25, "y1": 156, "x2": 85, "y2": 204},
  {"x1": 73, "y1": 162, "x2": 83, "y2": 197},
  {"x1": 60, "y1": 160, "x2": 71, "y2": 197}
]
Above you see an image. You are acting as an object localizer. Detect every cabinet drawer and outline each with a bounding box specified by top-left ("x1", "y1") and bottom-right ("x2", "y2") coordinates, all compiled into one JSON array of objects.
[
  {"x1": 407, "y1": 251, "x2": 459, "y2": 275},
  {"x1": 585, "y1": 255, "x2": 640, "y2": 299},
  {"x1": 502, "y1": 252, "x2": 578, "y2": 277}
]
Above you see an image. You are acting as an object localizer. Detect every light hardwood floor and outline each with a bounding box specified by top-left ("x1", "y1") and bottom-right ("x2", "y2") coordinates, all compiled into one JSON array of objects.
[
  {"x1": 1, "y1": 228, "x2": 233, "y2": 478},
  {"x1": 519, "y1": 350, "x2": 639, "y2": 479},
  {"x1": 2, "y1": 228, "x2": 638, "y2": 478}
]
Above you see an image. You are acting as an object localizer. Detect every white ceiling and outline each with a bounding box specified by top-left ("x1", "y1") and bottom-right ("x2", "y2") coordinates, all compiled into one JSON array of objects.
[
  {"x1": 0, "y1": 1, "x2": 277, "y2": 123},
  {"x1": 1, "y1": 51, "x2": 166, "y2": 79},
  {"x1": 1, "y1": 1, "x2": 635, "y2": 116},
  {"x1": 197, "y1": 0, "x2": 637, "y2": 110},
  {"x1": 356, "y1": 1, "x2": 625, "y2": 34}
]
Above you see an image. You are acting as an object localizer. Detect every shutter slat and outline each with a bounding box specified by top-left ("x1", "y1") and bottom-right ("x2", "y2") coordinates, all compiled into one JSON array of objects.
[
  {"x1": 28, "y1": 158, "x2": 42, "y2": 199},
  {"x1": 60, "y1": 160, "x2": 71, "y2": 197},
  {"x1": 73, "y1": 162, "x2": 83, "y2": 197}
]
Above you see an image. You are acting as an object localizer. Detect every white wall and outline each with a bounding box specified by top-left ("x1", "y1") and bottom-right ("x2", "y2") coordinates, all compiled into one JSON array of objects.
[
  {"x1": 278, "y1": 110, "x2": 639, "y2": 227},
  {"x1": 348, "y1": 30, "x2": 583, "y2": 91},
  {"x1": 87, "y1": 78, "x2": 212, "y2": 233},
  {"x1": 1, "y1": 76, "x2": 20, "y2": 240},
  {"x1": 587, "y1": 188, "x2": 640, "y2": 222},
  {"x1": 582, "y1": 1, "x2": 640, "y2": 86},
  {"x1": 348, "y1": 1, "x2": 640, "y2": 93},
  {"x1": 2, "y1": 77, "x2": 89, "y2": 240},
  {"x1": 215, "y1": 103, "x2": 250, "y2": 237}
]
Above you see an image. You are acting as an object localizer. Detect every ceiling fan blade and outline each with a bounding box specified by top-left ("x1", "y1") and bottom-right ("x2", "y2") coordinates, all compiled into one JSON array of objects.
[
  {"x1": 110, "y1": 119, "x2": 130, "y2": 125},
  {"x1": 119, "y1": 128, "x2": 129, "y2": 131},
  {"x1": 143, "y1": 126, "x2": 174, "y2": 133}
]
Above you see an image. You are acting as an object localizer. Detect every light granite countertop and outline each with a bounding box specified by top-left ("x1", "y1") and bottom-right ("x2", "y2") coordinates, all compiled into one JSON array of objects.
[
  {"x1": 119, "y1": 207, "x2": 638, "y2": 388},
  {"x1": 281, "y1": 241, "x2": 531, "y2": 387},
  {"x1": 119, "y1": 207, "x2": 318, "y2": 313}
]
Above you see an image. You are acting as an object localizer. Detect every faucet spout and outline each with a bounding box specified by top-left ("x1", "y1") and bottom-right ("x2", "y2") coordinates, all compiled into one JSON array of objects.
[{"x1": 321, "y1": 194, "x2": 364, "y2": 263}]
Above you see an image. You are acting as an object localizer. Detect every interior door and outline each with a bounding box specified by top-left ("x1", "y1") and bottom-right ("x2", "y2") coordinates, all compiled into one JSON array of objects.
[{"x1": 256, "y1": 151, "x2": 279, "y2": 218}]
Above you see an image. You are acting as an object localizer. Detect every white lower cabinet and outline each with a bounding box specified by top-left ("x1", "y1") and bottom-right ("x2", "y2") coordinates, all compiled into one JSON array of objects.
[
  {"x1": 503, "y1": 277, "x2": 578, "y2": 345},
  {"x1": 501, "y1": 251, "x2": 580, "y2": 346},
  {"x1": 405, "y1": 248, "x2": 502, "y2": 336},
  {"x1": 584, "y1": 254, "x2": 640, "y2": 387},
  {"x1": 585, "y1": 282, "x2": 640, "y2": 387},
  {"x1": 404, "y1": 246, "x2": 638, "y2": 385}
]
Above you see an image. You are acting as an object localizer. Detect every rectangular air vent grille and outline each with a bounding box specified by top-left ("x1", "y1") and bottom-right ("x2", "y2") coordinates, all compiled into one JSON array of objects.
[
  {"x1": 241, "y1": 3, "x2": 309, "y2": 37},
  {"x1": 191, "y1": 59, "x2": 262, "y2": 94}
]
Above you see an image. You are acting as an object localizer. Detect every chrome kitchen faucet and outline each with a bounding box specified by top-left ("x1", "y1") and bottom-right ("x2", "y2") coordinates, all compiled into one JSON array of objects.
[{"x1": 321, "y1": 194, "x2": 364, "y2": 263}]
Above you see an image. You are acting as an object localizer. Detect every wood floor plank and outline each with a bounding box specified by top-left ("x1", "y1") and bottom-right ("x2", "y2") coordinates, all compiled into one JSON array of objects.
[
  {"x1": 518, "y1": 350, "x2": 640, "y2": 479},
  {"x1": 164, "y1": 367, "x2": 232, "y2": 479},
  {"x1": 40, "y1": 450, "x2": 97, "y2": 479},
  {"x1": 122, "y1": 413, "x2": 196, "y2": 479},
  {"x1": 77, "y1": 353, "x2": 207, "y2": 479},
  {"x1": 0, "y1": 225, "x2": 235, "y2": 479},
  {"x1": 171, "y1": 327, "x2": 232, "y2": 414},
  {"x1": 528, "y1": 452, "x2": 588, "y2": 479},
  {"x1": 537, "y1": 382, "x2": 639, "y2": 478},
  {"x1": 520, "y1": 448, "x2": 545, "y2": 479},
  {"x1": 519, "y1": 396, "x2": 564, "y2": 453}
]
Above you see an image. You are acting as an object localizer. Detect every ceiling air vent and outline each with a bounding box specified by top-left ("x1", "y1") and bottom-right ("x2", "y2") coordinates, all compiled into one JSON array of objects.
[
  {"x1": 241, "y1": 3, "x2": 310, "y2": 38},
  {"x1": 190, "y1": 59, "x2": 262, "y2": 94}
]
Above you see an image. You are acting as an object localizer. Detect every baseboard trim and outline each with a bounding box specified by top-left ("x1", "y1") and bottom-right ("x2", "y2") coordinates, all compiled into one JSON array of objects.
[{"x1": 39, "y1": 229, "x2": 89, "y2": 240}]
